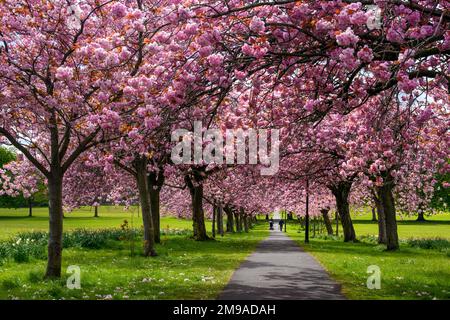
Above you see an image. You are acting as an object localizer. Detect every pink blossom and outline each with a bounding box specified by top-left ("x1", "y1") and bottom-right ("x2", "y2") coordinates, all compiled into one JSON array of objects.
[
  {"x1": 357, "y1": 46, "x2": 374, "y2": 63},
  {"x1": 250, "y1": 17, "x2": 265, "y2": 34},
  {"x1": 234, "y1": 70, "x2": 247, "y2": 80},
  {"x1": 339, "y1": 48, "x2": 358, "y2": 69},
  {"x1": 207, "y1": 53, "x2": 224, "y2": 67},
  {"x1": 242, "y1": 43, "x2": 254, "y2": 56},
  {"x1": 336, "y1": 28, "x2": 359, "y2": 47},
  {"x1": 386, "y1": 28, "x2": 404, "y2": 43},
  {"x1": 199, "y1": 46, "x2": 213, "y2": 58},
  {"x1": 304, "y1": 100, "x2": 316, "y2": 112},
  {"x1": 94, "y1": 47, "x2": 107, "y2": 61},
  {"x1": 316, "y1": 19, "x2": 334, "y2": 33},
  {"x1": 55, "y1": 67, "x2": 74, "y2": 81},
  {"x1": 111, "y1": 3, "x2": 127, "y2": 19}
]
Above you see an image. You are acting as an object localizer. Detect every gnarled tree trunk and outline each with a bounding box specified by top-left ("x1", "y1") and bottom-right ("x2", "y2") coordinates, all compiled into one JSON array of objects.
[{"x1": 330, "y1": 182, "x2": 356, "y2": 242}]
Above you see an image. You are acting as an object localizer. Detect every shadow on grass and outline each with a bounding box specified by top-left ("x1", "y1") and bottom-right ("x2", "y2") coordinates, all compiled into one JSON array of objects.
[
  {"x1": 0, "y1": 216, "x2": 46, "y2": 221},
  {"x1": 290, "y1": 234, "x2": 447, "y2": 260},
  {"x1": 351, "y1": 219, "x2": 450, "y2": 226}
]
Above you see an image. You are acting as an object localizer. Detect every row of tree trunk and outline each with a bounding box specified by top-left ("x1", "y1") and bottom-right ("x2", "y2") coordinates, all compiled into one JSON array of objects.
[
  {"x1": 43, "y1": 163, "x2": 401, "y2": 280},
  {"x1": 329, "y1": 173, "x2": 400, "y2": 250},
  {"x1": 222, "y1": 205, "x2": 251, "y2": 234}
]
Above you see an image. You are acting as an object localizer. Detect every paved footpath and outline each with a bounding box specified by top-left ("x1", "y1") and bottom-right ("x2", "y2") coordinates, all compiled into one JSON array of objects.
[{"x1": 218, "y1": 228, "x2": 345, "y2": 300}]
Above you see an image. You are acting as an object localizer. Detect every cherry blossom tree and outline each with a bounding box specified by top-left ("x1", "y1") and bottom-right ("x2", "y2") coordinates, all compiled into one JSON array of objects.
[{"x1": 0, "y1": 0, "x2": 166, "y2": 277}]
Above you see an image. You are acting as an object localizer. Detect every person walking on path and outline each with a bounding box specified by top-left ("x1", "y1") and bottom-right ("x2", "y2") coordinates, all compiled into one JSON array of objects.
[{"x1": 279, "y1": 219, "x2": 285, "y2": 231}]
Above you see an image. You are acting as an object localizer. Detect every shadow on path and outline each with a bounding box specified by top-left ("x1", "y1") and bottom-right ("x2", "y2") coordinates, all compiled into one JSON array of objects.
[{"x1": 218, "y1": 229, "x2": 345, "y2": 300}]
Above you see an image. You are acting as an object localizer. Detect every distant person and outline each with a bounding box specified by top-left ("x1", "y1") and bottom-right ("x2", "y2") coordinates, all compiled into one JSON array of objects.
[
  {"x1": 279, "y1": 219, "x2": 285, "y2": 231},
  {"x1": 269, "y1": 218, "x2": 274, "y2": 230}
]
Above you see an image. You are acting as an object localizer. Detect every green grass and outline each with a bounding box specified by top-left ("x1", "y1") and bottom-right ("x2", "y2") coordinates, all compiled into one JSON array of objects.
[
  {"x1": 285, "y1": 211, "x2": 450, "y2": 300},
  {"x1": 1, "y1": 207, "x2": 449, "y2": 300},
  {"x1": 0, "y1": 206, "x2": 207, "y2": 240},
  {"x1": 0, "y1": 221, "x2": 268, "y2": 300},
  {"x1": 350, "y1": 210, "x2": 450, "y2": 239}
]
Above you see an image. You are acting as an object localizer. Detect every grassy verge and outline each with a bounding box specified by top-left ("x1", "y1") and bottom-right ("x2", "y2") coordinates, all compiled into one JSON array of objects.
[
  {"x1": 0, "y1": 206, "x2": 206, "y2": 240},
  {"x1": 285, "y1": 213, "x2": 450, "y2": 300},
  {"x1": 0, "y1": 222, "x2": 268, "y2": 300},
  {"x1": 350, "y1": 210, "x2": 450, "y2": 239}
]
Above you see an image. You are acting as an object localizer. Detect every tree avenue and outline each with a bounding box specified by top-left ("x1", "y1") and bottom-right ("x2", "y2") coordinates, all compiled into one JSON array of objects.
[{"x1": 0, "y1": 0, "x2": 448, "y2": 278}]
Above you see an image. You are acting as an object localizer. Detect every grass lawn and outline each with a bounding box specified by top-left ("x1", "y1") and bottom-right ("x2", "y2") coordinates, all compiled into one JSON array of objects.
[
  {"x1": 0, "y1": 206, "x2": 268, "y2": 300},
  {"x1": 286, "y1": 211, "x2": 450, "y2": 300},
  {"x1": 351, "y1": 210, "x2": 450, "y2": 239},
  {"x1": 0, "y1": 221, "x2": 268, "y2": 300},
  {"x1": 1, "y1": 207, "x2": 449, "y2": 300},
  {"x1": 0, "y1": 206, "x2": 204, "y2": 240}
]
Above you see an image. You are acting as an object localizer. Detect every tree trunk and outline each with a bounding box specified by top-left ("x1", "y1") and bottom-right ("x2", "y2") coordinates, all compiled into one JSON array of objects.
[
  {"x1": 331, "y1": 182, "x2": 356, "y2": 242},
  {"x1": 135, "y1": 159, "x2": 157, "y2": 257},
  {"x1": 371, "y1": 207, "x2": 377, "y2": 221},
  {"x1": 45, "y1": 173, "x2": 64, "y2": 279},
  {"x1": 185, "y1": 171, "x2": 209, "y2": 241},
  {"x1": 234, "y1": 210, "x2": 241, "y2": 232},
  {"x1": 149, "y1": 187, "x2": 161, "y2": 244},
  {"x1": 190, "y1": 185, "x2": 209, "y2": 241},
  {"x1": 321, "y1": 209, "x2": 334, "y2": 235},
  {"x1": 225, "y1": 206, "x2": 235, "y2": 233},
  {"x1": 94, "y1": 205, "x2": 98, "y2": 218},
  {"x1": 148, "y1": 172, "x2": 163, "y2": 244},
  {"x1": 212, "y1": 205, "x2": 216, "y2": 238},
  {"x1": 28, "y1": 198, "x2": 33, "y2": 217},
  {"x1": 241, "y1": 208, "x2": 249, "y2": 233},
  {"x1": 377, "y1": 179, "x2": 399, "y2": 250},
  {"x1": 416, "y1": 212, "x2": 426, "y2": 221},
  {"x1": 335, "y1": 212, "x2": 339, "y2": 237},
  {"x1": 313, "y1": 217, "x2": 316, "y2": 237},
  {"x1": 373, "y1": 194, "x2": 387, "y2": 244},
  {"x1": 239, "y1": 210, "x2": 244, "y2": 231},
  {"x1": 217, "y1": 203, "x2": 224, "y2": 236}
]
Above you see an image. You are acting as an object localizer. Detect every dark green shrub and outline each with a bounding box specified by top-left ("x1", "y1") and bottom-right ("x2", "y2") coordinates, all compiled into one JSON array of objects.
[
  {"x1": 28, "y1": 270, "x2": 43, "y2": 283},
  {"x1": 407, "y1": 238, "x2": 450, "y2": 251},
  {"x1": 1, "y1": 278, "x2": 21, "y2": 290}
]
